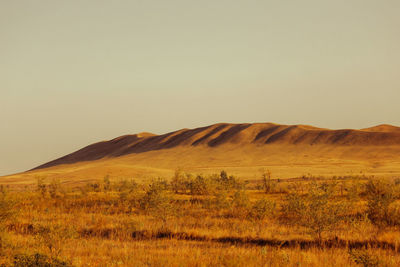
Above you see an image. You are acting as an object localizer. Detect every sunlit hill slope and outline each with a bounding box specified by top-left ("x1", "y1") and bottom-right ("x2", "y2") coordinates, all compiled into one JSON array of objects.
[{"x1": 3, "y1": 122, "x2": 400, "y2": 186}]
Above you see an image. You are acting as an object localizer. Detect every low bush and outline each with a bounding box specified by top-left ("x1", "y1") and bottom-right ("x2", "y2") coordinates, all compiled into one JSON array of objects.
[
  {"x1": 229, "y1": 190, "x2": 251, "y2": 219},
  {"x1": 281, "y1": 182, "x2": 347, "y2": 241},
  {"x1": 364, "y1": 179, "x2": 399, "y2": 229},
  {"x1": 13, "y1": 253, "x2": 71, "y2": 267},
  {"x1": 249, "y1": 198, "x2": 276, "y2": 221},
  {"x1": 0, "y1": 194, "x2": 16, "y2": 248},
  {"x1": 348, "y1": 249, "x2": 380, "y2": 267},
  {"x1": 139, "y1": 179, "x2": 175, "y2": 222}
]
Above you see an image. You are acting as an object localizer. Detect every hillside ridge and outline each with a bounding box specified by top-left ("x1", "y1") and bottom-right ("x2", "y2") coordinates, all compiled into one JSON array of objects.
[{"x1": 32, "y1": 122, "x2": 400, "y2": 171}]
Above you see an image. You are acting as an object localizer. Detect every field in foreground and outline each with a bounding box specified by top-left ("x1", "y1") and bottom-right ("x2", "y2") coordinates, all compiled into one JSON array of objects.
[{"x1": 1, "y1": 171, "x2": 400, "y2": 266}]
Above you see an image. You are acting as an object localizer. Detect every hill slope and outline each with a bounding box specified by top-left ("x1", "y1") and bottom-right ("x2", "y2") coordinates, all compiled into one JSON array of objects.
[
  {"x1": 34, "y1": 122, "x2": 400, "y2": 170},
  {"x1": 361, "y1": 124, "x2": 400, "y2": 133},
  {"x1": 3, "y1": 122, "x2": 400, "y2": 186}
]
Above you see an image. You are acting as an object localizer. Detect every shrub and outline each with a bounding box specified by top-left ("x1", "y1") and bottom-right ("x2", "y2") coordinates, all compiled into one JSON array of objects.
[
  {"x1": 139, "y1": 179, "x2": 174, "y2": 222},
  {"x1": 189, "y1": 175, "x2": 211, "y2": 195},
  {"x1": 281, "y1": 182, "x2": 346, "y2": 241},
  {"x1": 37, "y1": 177, "x2": 47, "y2": 198},
  {"x1": 214, "y1": 171, "x2": 243, "y2": 191},
  {"x1": 86, "y1": 182, "x2": 101, "y2": 193},
  {"x1": 115, "y1": 179, "x2": 138, "y2": 193},
  {"x1": 229, "y1": 190, "x2": 251, "y2": 219},
  {"x1": 249, "y1": 199, "x2": 276, "y2": 221},
  {"x1": 281, "y1": 193, "x2": 306, "y2": 223},
  {"x1": 170, "y1": 171, "x2": 243, "y2": 195},
  {"x1": 116, "y1": 179, "x2": 139, "y2": 206},
  {"x1": 211, "y1": 190, "x2": 230, "y2": 211},
  {"x1": 103, "y1": 175, "x2": 111, "y2": 192},
  {"x1": 260, "y1": 168, "x2": 275, "y2": 193},
  {"x1": 170, "y1": 168, "x2": 188, "y2": 194},
  {"x1": 364, "y1": 179, "x2": 396, "y2": 229},
  {"x1": 48, "y1": 178, "x2": 63, "y2": 199},
  {"x1": 348, "y1": 249, "x2": 380, "y2": 267},
  {"x1": 0, "y1": 193, "x2": 16, "y2": 248},
  {"x1": 346, "y1": 181, "x2": 361, "y2": 203},
  {"x1": 290, "y1": 181, "x2": 306, "y2": 195},
  {"x1": 34, "y1": 224, "x2": 77, "y2": 258},
  {"x1": 0, "y1": 194, "x2": 15, "y2": 226},
  {"x1": 13, "y1": 253, "x2": 71, "y2": 267}
]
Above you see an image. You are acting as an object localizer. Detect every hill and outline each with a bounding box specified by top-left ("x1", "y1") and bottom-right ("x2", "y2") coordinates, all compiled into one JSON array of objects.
[
  {"x1": 2, "y1": 122, "x2": 400, "y2": 186},
  {"x1": 361, "y1": 124, "x2": 400, "y2": 133},
  {"x1": 33, "y1": 123, "x2": 400, "y2": 170}
]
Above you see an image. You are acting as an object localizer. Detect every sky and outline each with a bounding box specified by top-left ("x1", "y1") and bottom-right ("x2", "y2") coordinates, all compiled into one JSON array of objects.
[{"x1": 1, "y1": 0, "x2": 400, "y2": 176}]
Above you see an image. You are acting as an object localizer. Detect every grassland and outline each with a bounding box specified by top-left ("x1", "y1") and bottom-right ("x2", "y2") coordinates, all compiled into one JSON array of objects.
[{"x1": 1, "y1": 171, "x2": 400, "y2": 266}]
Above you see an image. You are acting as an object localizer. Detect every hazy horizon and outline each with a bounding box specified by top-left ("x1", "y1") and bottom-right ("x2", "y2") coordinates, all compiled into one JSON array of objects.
[{"x1": 1, "y1": 0, "x2": 400, "y2": 176}]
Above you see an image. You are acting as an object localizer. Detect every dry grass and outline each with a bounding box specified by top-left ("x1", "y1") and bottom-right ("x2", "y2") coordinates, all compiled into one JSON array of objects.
[
  {"x1": 4, "y1": 143, "x2": 400, "y2": 187},
  {"x1": 1, "y1": 173, "x2": 400, "y2": 266}
]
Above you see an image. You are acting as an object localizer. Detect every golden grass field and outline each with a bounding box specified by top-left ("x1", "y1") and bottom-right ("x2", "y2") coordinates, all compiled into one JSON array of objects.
[
  {"x1": 2, "y1": 173, "x2": 400, "y2": 266},
  {"x1": 1, "y1": 123, "x2": 400, "y2": 266},
  {"x1": 3, "y1": 144, "x2": 400, "y2": 191}
]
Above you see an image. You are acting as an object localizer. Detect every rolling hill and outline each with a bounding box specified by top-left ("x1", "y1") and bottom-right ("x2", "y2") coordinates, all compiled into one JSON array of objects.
[{"x1": 3, "y1": 122, "x2": 400, "y2": 186}]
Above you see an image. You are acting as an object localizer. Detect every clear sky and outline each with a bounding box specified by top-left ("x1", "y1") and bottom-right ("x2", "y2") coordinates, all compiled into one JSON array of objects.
[{"x1": 1, "y1": 0, "x2": 400, "y2": 176}]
